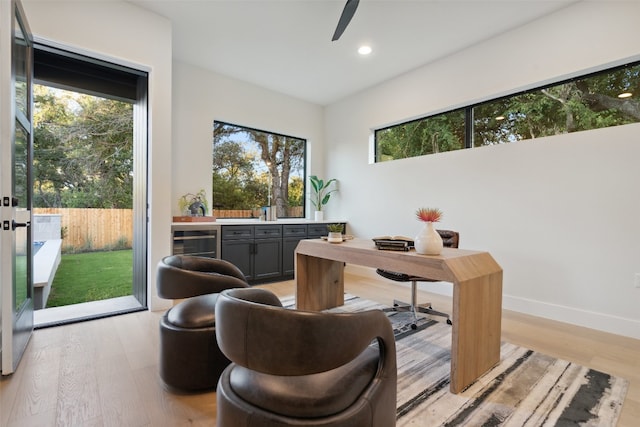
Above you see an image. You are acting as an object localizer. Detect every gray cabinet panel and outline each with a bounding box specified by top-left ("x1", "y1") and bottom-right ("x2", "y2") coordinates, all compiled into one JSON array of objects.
[
  {"x1": 222, "y1": 226, "x2": 254, "y2": 240},
  {"x1": 283, "y1": 224, "x2": 307, "y2": 237},
  {"x1": 282, "y1": 237, "x2": 302, "y2": 277},
  {"x1": 282, "y1": 224, "x2": 308, "y2": 277},
  {"x1": 255, "y1": 225, "x2": 282, "y2": 239},
  {"x1": 307, "y1": 224, "x2": 330, "y2": 237},
  {"x1": 220, "y1": 222, "x2": 346, "y2": 284},
  {"x1": 220, "y1": 239, "x2": 253, "y2": 281},
  {"x1": 221, "y1": 224, "x2": 282, "y2": 284},
  {"x1": 254, "y1": 238, "x2": 282, "y2": 281}
]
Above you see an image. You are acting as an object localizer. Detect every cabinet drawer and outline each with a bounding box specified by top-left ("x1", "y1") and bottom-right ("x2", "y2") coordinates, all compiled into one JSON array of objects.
[
  {"x1": 255, "y1": 225, "x2": 282, "y2": 239},
  {"x1": 283, "y1": 224, "x2": 307, "y2": 237},
  {"x1": 307, "y1": 224, "x2": 329, "y2": 237},
  {"x1": 222, "y1": 226, "x2": 254, "y2": 240}
]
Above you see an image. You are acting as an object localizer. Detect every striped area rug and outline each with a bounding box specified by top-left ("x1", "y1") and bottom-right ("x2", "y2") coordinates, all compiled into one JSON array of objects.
[{"x1": 282, "y1": 295, "x2": 629, "y2": 426}]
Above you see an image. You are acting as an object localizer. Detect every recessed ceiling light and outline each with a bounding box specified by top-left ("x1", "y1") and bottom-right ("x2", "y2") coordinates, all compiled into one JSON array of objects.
[
  {"x1": 358, "y1": 45, "x2": 372, "y2": 55},
  {"x1": 618, "y1": 92, "x2": 633, "y2": 99}
]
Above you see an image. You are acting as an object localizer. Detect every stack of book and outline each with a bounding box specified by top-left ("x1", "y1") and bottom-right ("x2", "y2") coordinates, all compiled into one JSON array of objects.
[{"x1": 372, "y1": 236, "x2": 414, "y2": 251}]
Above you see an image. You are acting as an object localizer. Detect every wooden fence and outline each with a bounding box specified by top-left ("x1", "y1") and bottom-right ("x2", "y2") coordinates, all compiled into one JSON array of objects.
[
  {"x1": 34, "y1": 208, "x2": 133, "y2": 252},
  {"x1": 213, "y1": 209, "x2": 256, "y2": 218},
  {"x1": 213, "y1": 206, "x2": 303, "y2": 218}
]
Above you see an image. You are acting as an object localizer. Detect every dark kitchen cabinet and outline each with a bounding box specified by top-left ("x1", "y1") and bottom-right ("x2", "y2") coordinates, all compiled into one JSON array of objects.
[
  {"x1": 221, "y1": 222, "x2": 346, "y2": 284},
  {"x1": 282, "y1": 224, "x2": 308, "y2": 278},
  {"x1": 221, "y1": 225, "x2": 282, "y2": 283}
]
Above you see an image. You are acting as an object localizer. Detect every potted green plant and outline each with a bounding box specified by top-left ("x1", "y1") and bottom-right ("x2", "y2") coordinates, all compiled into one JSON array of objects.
[
  {"x1": 326, "y1": 223, "x2": 344, "y2": 243},
  {"x1": 310, "y1": 175, "x2": 337, "y2": 221}
]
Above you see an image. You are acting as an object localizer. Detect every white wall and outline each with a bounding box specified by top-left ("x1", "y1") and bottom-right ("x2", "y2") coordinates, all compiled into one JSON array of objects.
[
  {"x1": 171, "y1": 62, "x2": 325, "y2": 217},
  {"x1": 22, "y1": 0, "x2": 173, "y2": 311},
  {"x1": 325, "y1": 1, "x2": 640, "y2": 339}
]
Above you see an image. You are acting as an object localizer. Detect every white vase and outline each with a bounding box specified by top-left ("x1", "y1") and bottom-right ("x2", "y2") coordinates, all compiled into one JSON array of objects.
[
  {"x1": 414, "y1": 222, "x2": 443, "y2": 255},
  {"x1": 314, "y1": 210, "x2": 324, "y2": 221}
]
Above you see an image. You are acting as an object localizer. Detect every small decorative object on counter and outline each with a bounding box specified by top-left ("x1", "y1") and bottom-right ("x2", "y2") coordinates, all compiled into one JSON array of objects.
[
  {"x1": 178, "y1": 189, "x2": 209, "y2": 216},
  {"x1": 174, "y1": 189, "x2": 215, "y2": 222},
  {"x1": 414, "y1": 207, "x2": 443, "y2": 255},
  {"x1": 189, "y1": 199, "x2": 206, "y2": 216},
  {"x1": 261, "y1": 206, "x2": 278, "y2": 221},
  {"x1": 326, "y1": 223, "x2": 344, "y2": 243}
]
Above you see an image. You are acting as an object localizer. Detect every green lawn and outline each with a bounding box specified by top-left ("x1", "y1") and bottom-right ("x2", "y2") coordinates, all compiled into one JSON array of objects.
[
  {"x1": 15, "y1": 254, "x2": 27, "y2": 309},
  {"x1": 46, "y1": 249, "x2": 133, "y2": 307}
]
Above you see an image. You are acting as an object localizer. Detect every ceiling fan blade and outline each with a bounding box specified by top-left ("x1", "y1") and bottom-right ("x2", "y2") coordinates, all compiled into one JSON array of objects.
[{"x1": 332, "y1": 0, "x2": 360, "y2": 41}]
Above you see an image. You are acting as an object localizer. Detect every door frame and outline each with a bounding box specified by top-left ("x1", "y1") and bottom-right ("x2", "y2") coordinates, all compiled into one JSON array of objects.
[{"x1": 30, "y1": 43, "x2": 149, "y2": 321}]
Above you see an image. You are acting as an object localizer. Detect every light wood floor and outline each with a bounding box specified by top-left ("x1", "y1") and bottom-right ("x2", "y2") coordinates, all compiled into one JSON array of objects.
[{"x1": 1, "y1": 272, "x2": 638, "y2": 426}]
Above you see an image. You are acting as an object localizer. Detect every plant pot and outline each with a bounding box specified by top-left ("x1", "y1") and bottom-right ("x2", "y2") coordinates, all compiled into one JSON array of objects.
[
  {"x1": 314, "y1": 210, "x2": 324, "y2": 221},
  {"x1": 327, "y1": 232, "x2": 342, "y2": 243},
  {"x1": 414, "y1": 222, "x2": 443, "y2": 255}
]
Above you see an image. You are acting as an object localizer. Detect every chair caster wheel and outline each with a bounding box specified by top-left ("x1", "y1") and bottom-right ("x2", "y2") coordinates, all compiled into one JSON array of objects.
[
  {"x1": 446, "y1": 319, "x2": 452, "y2": 325},
  {"x1": 411, "y1": 323, "x2": 417, "y2": 330}
]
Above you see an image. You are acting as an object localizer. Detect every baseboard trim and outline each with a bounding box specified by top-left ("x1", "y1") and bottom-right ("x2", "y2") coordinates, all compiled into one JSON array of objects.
[
  {"x1": 502, "y1": 294, "x2": 640, "y2": 340},
  {"x1": 346, "y1": 264, "x2": 640, "y2": 340}
]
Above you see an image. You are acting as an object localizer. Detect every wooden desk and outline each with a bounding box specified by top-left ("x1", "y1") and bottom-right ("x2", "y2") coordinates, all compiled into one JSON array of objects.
[{"x1": 295, "y1": 238, "x2": 503, "y2": 394}]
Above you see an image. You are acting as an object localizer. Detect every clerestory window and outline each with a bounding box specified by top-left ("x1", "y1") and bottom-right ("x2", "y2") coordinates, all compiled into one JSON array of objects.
[{"x1": 375, "y1": 61, "x2": 640, "y2": 162}]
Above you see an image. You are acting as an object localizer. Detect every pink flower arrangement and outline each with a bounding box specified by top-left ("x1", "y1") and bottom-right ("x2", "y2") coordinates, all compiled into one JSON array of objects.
[{"x1": 415, "y1": 207, "x2": 443, "y2": 223}]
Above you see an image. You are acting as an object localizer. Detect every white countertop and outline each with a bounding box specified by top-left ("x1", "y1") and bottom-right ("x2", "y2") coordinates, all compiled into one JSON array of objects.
[{"x1": 172, "y1": 218, "x2": 347, "y2": 226}]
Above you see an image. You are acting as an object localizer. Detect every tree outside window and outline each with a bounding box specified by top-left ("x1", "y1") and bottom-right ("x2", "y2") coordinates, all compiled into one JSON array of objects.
[
  {"x1": 213, "y1": 121, "x2": 306, "y2": 218},
  {"x1": 33, "y1": 85, "x2": 133, "y2": 209}
]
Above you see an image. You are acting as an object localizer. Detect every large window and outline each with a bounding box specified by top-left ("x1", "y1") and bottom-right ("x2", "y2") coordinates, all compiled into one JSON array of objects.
[
  {"x1": 212, "y1": 121, "x2": 306, "y2": 218},
  {"x1": 376, "y1": 61, "x2": 640, "y2": 161}
]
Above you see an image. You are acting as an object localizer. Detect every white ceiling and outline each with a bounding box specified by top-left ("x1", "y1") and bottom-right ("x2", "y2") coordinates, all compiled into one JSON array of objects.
[{"x1": 128, "y1": 0, "x2": 576, "y2": 106}]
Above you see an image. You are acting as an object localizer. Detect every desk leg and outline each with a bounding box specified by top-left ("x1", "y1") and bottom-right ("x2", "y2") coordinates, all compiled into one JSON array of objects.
[
  {"x1": 450, "y1": 270, "x2": 503, "y2": 393},
  {"x1": 295, "y1": 253, "x2": 344, "y2": 311}
]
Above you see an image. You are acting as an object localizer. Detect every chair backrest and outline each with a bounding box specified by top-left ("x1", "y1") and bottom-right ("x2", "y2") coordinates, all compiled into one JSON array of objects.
[
  {"x1": 215, "y1": 288, "x2": 396, "y2": 376},
  {"x1": 437, "y1": 229, "x2": 459, "y2": 248},
  {"x1": 156, "y1": 255, "x2": 249, "y2": 299}
]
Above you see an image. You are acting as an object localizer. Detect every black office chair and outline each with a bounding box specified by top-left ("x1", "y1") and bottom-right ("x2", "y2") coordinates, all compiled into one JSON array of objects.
[{"x1": 377, "y1": 230, "x2": 459, "y2": 329}]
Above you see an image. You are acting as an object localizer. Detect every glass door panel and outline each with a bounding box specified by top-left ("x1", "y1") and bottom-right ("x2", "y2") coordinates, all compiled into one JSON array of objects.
[
  {"x1": 1, "y1": 0, "x2": 33, "y2": 375},
  {"x1": 14, "y1": 123, "x2": 30, "y2": 311}
]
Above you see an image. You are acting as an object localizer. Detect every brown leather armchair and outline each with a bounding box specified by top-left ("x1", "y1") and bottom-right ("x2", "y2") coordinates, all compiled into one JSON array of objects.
[
  {"x1": 215, "y1": 287, "x2": 397, "y2": 426},
  {"x1": 156, "y1": 255, "x2": 249, "y2": 391}
]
